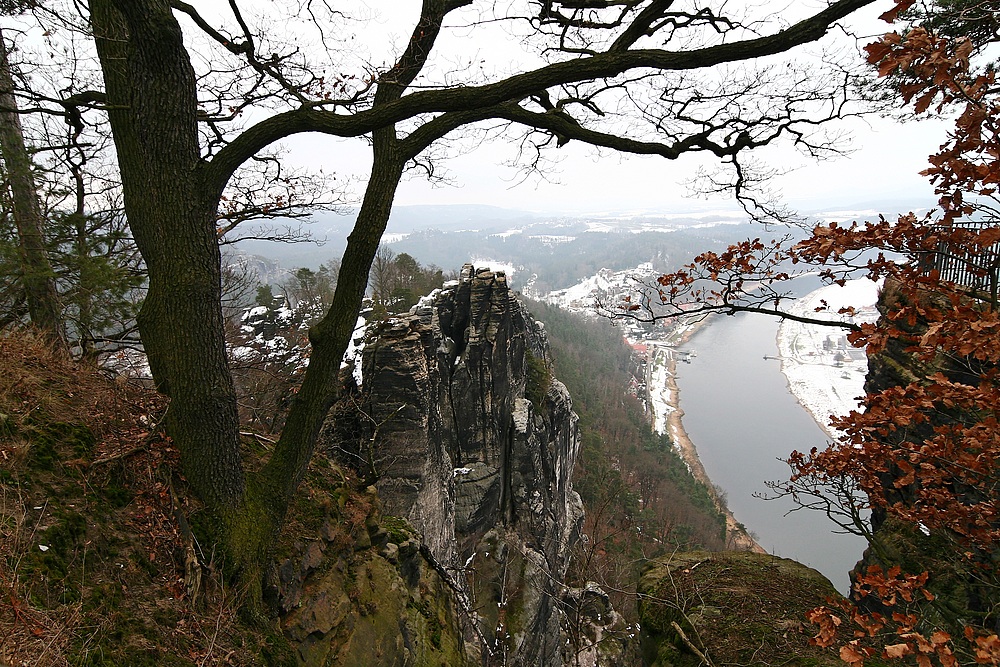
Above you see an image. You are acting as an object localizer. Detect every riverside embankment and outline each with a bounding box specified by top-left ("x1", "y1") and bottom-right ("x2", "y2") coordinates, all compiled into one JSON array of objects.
[
  {"x1": 647, "y1": 302, "x2": 868, "y2": 593},
  {"x1": 645, "y1": 317, "x2": 765, "y2": 554}
]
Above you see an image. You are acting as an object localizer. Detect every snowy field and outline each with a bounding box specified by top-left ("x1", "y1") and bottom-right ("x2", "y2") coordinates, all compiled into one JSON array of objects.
[{"x1": 776, "y1": 279, "x2": 881, "y2": 439}]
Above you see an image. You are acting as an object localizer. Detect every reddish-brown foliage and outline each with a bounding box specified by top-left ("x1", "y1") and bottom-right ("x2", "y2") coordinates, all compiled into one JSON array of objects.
[
  {"x1": 796, "y1": 2, "x2": 1000, "y2": 662},
  {"x1": 620, "y1": 1, "x2": 1000, "y2": 663}
]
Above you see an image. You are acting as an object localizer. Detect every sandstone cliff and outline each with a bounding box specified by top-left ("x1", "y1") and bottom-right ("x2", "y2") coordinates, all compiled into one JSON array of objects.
[
  {"x1": 317, "y1": 264, "x2": 596, "y2": 665},
  {"x1": 851, "y1": 276, "x2": 990, "y2": 629}
]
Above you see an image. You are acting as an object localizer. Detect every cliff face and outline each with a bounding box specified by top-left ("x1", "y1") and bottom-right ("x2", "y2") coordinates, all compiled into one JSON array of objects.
[
  {"x1": 321, "y1": 264, "x2": 587, "y2": 665},
  {"x1": 853, "y1": 276, "x2": 987, "y2": 623}
]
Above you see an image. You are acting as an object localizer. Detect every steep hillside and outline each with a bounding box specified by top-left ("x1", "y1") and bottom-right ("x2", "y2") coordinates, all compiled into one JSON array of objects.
[
  {"x1": 521, "y1": 300, "x2": 727, "y2": 615},
  {"x1": 323, "y1": 265, "x2": 623, "y2": 665},
  {"x1": 0, "y1": 267, "x2": 626, "y2": 666},
  {"x1": 0, "y1": 332, "x2": 293, "y2": 665},
  {"x1": 0, "y1": 332, "x2": 472, "y2": 666}
]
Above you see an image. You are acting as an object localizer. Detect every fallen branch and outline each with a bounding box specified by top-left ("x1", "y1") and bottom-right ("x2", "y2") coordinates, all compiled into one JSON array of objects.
[
  {"x1": 163, "y1": 468, "x2": 204, "y2": 608},
  {"x1": 90, "y1": 445, "x2": 146, "y2": 467},
  {"x1": 419, "y1": 543, "x2": 495, "y2": 658},
  {"x1": 671, "y1": 620, "x2": 716, "y2": 667}
]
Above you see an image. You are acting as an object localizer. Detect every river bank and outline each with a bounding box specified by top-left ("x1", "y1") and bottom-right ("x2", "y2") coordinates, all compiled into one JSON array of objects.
[
  {"x1": 645, "y1": 316, "x2": 765, "y2": 553},
  {"x1": 775, "y1": 279, "x2": 881, "y2": 441},
  {"x1": 646, "y1": 305, "x2": 868, "y2": 592},
  {"x1": 661, "y1": 352, "x2": 766, "y2": 553}
]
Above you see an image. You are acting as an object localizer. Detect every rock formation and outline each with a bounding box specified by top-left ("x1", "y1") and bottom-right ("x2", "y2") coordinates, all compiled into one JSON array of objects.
[
  {"x1": 320, "y1": 264, "x2": 589, "y2": 665},
  {"x1": 278, "y1": 486, "x2": 471, "y2": 666},
  {"x1": 637, "y1": 551, "x2": 843, "y2": 667},
  {"x1": 852, "y1": 276, "x2": 991, "y2": 627}
]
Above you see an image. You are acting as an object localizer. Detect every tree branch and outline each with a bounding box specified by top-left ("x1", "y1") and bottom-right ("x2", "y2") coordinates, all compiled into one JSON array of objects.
[
  {"x1": 203, "y1": 0, "x2": 875, "y2": 196},
  {"x1": 495, "y1": 102, "x2": 750, "y2": 158},
  {"x1": 168, "y1": 0, "x2": 250, "y2": 55},
  {"x1": 607, "y1": 298, "x2": 863, "y2": 331},
  {"x1": 609, "y1": 0, "x2": 675, "y2": 52}
]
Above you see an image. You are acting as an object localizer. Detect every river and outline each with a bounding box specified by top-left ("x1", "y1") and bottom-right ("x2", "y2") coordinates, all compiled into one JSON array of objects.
[{"x1": 676, "y1": 308, "x2": 867, "y2": 593}]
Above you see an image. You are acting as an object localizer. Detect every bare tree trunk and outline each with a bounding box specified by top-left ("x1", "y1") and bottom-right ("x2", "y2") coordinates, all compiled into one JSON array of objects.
[
  {"x1": 92, "y1": 0, "x2": 244, "y2": 501},
  {"x1": 90, "y1": 0, "x2": 407, "y2": 618},
  {"x1": 256, "y1": 126, "x2": 404, "y2": 531},
  {"x1": 0, "y1": 28, "x2": 64, "y2": 346},
  {"x1": 90, "y1": 2, "x2": 257, "y2": 608}
]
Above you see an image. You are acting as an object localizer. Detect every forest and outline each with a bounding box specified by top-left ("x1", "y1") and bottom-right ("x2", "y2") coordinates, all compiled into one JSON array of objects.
[{"x1": 524, "y1": 299, "x2": 727, "y2": 611}]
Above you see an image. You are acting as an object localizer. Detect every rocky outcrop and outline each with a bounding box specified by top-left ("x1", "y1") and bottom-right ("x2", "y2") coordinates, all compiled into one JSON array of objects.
[
  {"x1": 852, "y1": 276, "x2": 990, "y2": 628},
  {"x1": 278, "y1": 487, "x2": 472, "y2": 667},
  {"x1": 637, "y1": 551, "x2": 843, "y2": 667},
  {"x1": 322, "y1": 264, "x2": 587, "y2": 665}
]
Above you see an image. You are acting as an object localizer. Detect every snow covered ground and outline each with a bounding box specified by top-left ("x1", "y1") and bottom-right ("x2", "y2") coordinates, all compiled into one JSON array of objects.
[
  {"x1": 539, "y1": 262, "x2": 658, "y2": 314},
  {"x1": 776, "y1": 279, "x2": 881, "y2": 439},
  {"x1": 647, "y1": 344, "x2": 675, "y2": 435}
]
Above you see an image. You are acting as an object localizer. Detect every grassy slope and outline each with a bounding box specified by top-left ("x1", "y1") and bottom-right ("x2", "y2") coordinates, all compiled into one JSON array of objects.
[
  {"x1": 0, "y1": 331, "x2": 300, "y2": 666},
  {"x1": 0, "y1": 330, "x2": 484, "y2": 667}
]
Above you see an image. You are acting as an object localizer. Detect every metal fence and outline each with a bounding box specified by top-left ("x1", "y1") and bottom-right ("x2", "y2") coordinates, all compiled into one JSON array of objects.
[{"x1": 924, "y1": 220, "x2": 1000, "y2": 292}]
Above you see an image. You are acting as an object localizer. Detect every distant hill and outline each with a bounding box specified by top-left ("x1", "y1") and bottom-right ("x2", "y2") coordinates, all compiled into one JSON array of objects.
[{"x1": 233, "y1": 199, "x2": 932, "y2": 292}]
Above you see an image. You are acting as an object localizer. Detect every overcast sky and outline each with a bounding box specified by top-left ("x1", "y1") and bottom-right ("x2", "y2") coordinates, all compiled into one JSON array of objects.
[
  {"x1": 282, "y1": 111, "x2": 946, "y2": 215},
  {"x1": 202, "y1": 0, "x2": 948, "y2": 217}
]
